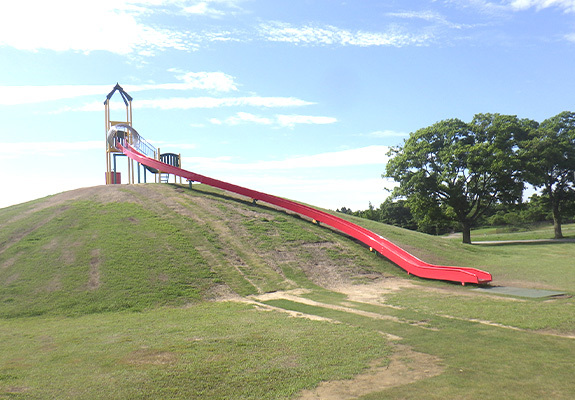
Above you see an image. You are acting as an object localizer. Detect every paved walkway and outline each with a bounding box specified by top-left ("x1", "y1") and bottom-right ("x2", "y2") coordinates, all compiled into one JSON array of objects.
[
  {"x1": 473, "y1": 238, "x2": 575, "y2": 245},
  {"x1": 472, "y1": 286, "x2": 566, "y2": 298}
]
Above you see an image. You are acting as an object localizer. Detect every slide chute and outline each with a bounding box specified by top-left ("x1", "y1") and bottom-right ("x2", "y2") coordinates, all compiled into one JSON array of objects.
[{"x1": 109, "y1": 125, "x2": 492, "y2": 285}]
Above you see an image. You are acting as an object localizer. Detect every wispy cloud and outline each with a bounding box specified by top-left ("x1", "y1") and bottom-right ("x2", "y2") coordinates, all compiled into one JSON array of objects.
[
  {"x1": 181, "y1": 145, "x2": 393, "y2": 210},
  {"x1": 386, "y1": 9, "x2": 471, "y2": 29},
  {"x1": 210, "y1": 112, "x2": 274, "y2": 126},
  {"x1": 0, "y1": 85, "x2": 112, "y2": 106},
  {"x1": 216, "y1": 174, "x2": 394, "y2": 211},
  {"x1": 2, "y1": 78, "x2": 315, "y2": 112},
  {"x1": 451, "y1": 0, "x2": 575, "y2": 14},
  {"x1": 508, "y1": 0, "x2": 575, "y2": 13},
  {"x1": 184, "y1": 145, "x2": 389, "y2": 171},
  {"x1": 5, "y1": 0, "x2": 572, "y2": 58},
  {"x1": 276, "y1": 115, "x2": 337, "y2": 128},
  {"x1": 209, "y1": 112, "x2": 337, "y2": 127},
  {"x1": 0, "y1": 0, "x2": 252, "y2": 55},
  {"x1": 94, "y1": 96, "x2": 314, "y2": 111},
  {"x1": 0, "y1": 1, "x2": 435, "y2": 56},
  {"x1": 257, "y1": 22, "x2": 433, "y2": 47},
  {"x1": 0, "y1": 1, "x2": 193, "y2": 55},
  {"x1": 181, "y1": 1, "x2": 229, "y2": 17},
  {"x1": 175, "y1": 0, "x2": 246, "y2": 18},
  {"x1": 0, "y1": 71, "x2": 240, "y2": 106},
  {"x1": 167, "y1": 69, "x2": 239, "y2": 92},
  {"x1": 0, "y1": 141, "x2": 101, "y2": 159},
  {"x1": 366, "y1": 130, "x2": 409, "y2": 138}
]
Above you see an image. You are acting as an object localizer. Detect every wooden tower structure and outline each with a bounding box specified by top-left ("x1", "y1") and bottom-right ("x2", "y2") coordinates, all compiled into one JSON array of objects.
[{"x1": 104, "y1": 83, "x2": 133, "y2": 184}]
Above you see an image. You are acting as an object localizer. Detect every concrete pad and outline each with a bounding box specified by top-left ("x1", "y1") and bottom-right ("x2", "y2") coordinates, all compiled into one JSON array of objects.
[{"x1": 472, "y1": 286, "x2": 565, "y2": 298}]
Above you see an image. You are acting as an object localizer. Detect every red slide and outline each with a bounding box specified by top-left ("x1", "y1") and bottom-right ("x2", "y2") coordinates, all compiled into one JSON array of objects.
[{"x1": 117, "y1": 141, "x2": 492, "y2": 285}]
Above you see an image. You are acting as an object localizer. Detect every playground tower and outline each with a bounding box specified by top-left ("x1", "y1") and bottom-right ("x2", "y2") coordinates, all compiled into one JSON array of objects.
[
  {"x1": 104, "y1": 84, "x2": 181, "y2": 185},
  {"x1": 104, "y1": 84, "x2": 134, "y2": 184}
]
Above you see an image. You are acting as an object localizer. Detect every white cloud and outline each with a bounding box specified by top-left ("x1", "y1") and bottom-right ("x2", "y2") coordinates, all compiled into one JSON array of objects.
[
  {"x1": 211, "y1": 112, "x2": 274, "y2": 126},
  {"x1": 168, "y1": 69, "x2": 239, "y2": 92},
  {"x1": 0, "y1": 72, "x2": 241, "y2": 106},
  {"x1": 386, "y1": 10, "x2": 470, "y2": 29},
  {"x1": 227, "y1": 175, "x2": 394, "y2": 211},
  {"x1": 508, "y1": 0, "x2": 575, "y2": 12},
  {"x1": 0, "y1": 1, "x2": 442, "y2": 56},
  {"x1": 258, "y1": 21, "x2": 433, "y2": 47},
  {"x1": 180, "y1": 0, "x2": 241, "y2": 17},
  {"x1": 152, "y1": 142, "x2": 198, "y2": 150},
  {"x1": 0, "y1": 0, "x2": 252, "y2": 55},
  {"x1": 183, "y1": 2, "x2": 215, "y2": 15},
  {"x1": 0, "y1": 141, "x2": 101, "y2": 159},
  {"x1": 0, "y1": 0, "x2": 197, "y2": 55},
  {"x1": 276, "y1": 115, "x2": 337, "y2": 127},
  {"x1": 465, "y1": 0, "x2": 575, "y2": 14},
  {"x1": 367, "y1": 130, "x2": 409, "y2": 138},
  {"x1": 181, "y1": 146, "x2": 393, "y2": 210},
  {"x1": 82, "y1": 96, "x2": 314, "y2": 111},
  {"x1": 0, "y1": 85, "x2": 113, "y2": 106},
  {"x1": 210, "y1": 112, "x2": 336, "y2": 127},
  {"x1": 180, "y1": 155, "x2": 233, "y2": 167},
  {"x1": 184, "y1": 145, "x2": 389, "y2": 171},
  {"x1": 0, "y1": 142, "x2": 392, "y2": 211}
]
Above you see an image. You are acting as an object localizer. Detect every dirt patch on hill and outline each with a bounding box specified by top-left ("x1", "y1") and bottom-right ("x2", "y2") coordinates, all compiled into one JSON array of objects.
[
  {"x1": 297, "y1": 343, "x2": 443, "y2": 400},
  {"x1": 328, "y1": 278, "x2": 418, "y2": 304},
  {"x1": 124, "y1": 348, "x2": 178, "y2": 366},
  {"x1": 249, "y1": 287, "x2": 444, "y2": 398},
  {"x1": 88, "y1": 248, "x2": 101, "y2": 290}
]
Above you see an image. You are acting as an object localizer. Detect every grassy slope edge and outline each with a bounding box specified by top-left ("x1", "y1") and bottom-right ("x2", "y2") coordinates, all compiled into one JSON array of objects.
[{"x1": 1, "y1": 184, "x2": 575, "y2": 400}]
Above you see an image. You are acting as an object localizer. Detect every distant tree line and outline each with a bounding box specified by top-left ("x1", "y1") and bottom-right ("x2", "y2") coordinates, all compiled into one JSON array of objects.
[
  {"x1": 337, "y1": 112, "x2": 575, "y2": 243},
  {"x1": 338, "y1": 194, "x2": 575, "y2": 236}
]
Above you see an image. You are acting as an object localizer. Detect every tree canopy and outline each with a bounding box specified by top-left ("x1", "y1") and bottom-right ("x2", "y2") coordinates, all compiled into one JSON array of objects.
[
  {"x1": 519, "y1": 111, "x2": 575, "y2": 238},
  {"x1": 384, "y1": 113, "x2": 533, "y2": 243}
]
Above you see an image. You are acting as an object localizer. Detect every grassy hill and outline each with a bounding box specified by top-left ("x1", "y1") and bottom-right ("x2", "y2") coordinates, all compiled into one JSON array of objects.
[
  {"x1": 0, "y1": 184, "x2": 400, "y2": 318},
  {"x1": 1, "y1": 184, "x2": 575, "y2": 399}
]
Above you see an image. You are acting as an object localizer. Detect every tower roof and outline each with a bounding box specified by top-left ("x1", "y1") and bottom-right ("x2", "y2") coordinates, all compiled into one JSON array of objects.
[{"x1": 104, "y1": 83, "x2": 133, "y2": 106}]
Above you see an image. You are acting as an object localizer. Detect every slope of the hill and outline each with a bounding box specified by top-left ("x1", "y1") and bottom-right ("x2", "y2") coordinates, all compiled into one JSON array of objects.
[{"x1": 0, "y1": 184, "x2": 398, "y2": 318}]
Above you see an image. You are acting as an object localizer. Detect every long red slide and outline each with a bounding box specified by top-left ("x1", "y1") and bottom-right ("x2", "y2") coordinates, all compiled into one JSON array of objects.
[{"x1": 117, "y1": 140, "x2": 492, "y2": 285}]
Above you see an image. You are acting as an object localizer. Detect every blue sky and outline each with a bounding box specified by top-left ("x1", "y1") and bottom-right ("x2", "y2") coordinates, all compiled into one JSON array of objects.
[{"x1": 1, "y1": 0, "x2": 575, "y2": 210}]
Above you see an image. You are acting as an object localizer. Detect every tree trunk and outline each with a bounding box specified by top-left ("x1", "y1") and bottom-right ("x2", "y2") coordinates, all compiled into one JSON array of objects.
[
  {"x1": 461, "y1": 221, "x2": 472, "y2": 244},
  {"x1": 552, "y1": 200, "x2": 564, "y2": 239}
]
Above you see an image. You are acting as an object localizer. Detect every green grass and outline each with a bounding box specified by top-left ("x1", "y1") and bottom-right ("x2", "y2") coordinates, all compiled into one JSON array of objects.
[
  {"x1": 260, "y1": 294, "x2": 575, "y2": 400},
  {"x1": 0, "y1": 185, "x2": 391, "y2": 316},
  {"x1": 469, "y1": 223, "x2": 575, "y2": 241},
  {"x1": 384, "y1": 288, "x2": 575, "y2": 332},
  {"x1": 0, "y1": 200, "x2": 215, "y2": 317},
  {"x1": 2, "y1": 184, "x2": 575, "y2": 399},
  {"x1": 331, "y1": 211, "x2": 575, "y2": 290},
  {"x1": 0, "y1": 302, "x2": 389, "y2": 399}
]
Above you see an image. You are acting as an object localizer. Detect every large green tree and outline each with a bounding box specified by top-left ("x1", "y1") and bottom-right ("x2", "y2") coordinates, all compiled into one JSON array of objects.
[
  {"x1": 519, "y1": 111, "x2": 575, "y2": 239},
  {"x1": 384, "y1": 114, "x2": 532, "y2": 244}
]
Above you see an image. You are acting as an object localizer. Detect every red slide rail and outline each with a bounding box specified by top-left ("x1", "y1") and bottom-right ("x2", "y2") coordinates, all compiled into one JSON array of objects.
[{"x1": 117, "y1": 141, "x2": 492, "y2": 285}]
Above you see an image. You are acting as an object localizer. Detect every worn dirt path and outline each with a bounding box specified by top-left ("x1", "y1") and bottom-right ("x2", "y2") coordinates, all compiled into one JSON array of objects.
[{"x1": 242, "y1": 281, "x2": 446, "y2": 399}]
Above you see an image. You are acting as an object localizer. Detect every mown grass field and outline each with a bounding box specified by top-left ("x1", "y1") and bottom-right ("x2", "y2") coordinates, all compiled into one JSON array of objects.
[
  {"x1": 1, "y1": 184, "x2": 574, "y2": 399},
  {"x1": 469, "y1": 222, "x2": 575, "y2": 241}
]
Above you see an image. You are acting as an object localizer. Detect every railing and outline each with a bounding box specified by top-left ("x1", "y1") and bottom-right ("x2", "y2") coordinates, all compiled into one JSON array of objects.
[{"x1": 135, "y1": 136, "x2": 157, "y2": 159}]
